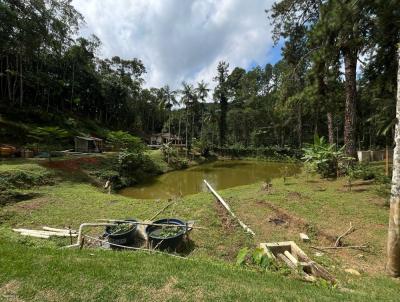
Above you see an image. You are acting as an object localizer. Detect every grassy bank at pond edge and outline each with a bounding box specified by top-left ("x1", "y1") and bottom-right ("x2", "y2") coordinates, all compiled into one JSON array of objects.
[{"x1": 0, "y1": 157, "x2": 399, "y2": 301}]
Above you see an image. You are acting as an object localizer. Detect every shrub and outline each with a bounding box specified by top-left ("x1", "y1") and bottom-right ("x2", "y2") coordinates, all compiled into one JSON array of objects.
[
  {"x1": 0, "y1": 167, "x2": 54, "y2": 205},
  {"x1": 114, "y1": 150, "x2": 161, "y2": 188},
  {"x1": 29, "y1": 126, "x2": 70, "y2": 159},
  {"x1": 302, "y1": 135, "x2": 350, "y2": 178},
  {"x1": 160, "y1": 143, "x2": 189, "y2": 169},
  {"x1": 0, "y1": 170, "x2": 53, "y2": 190},
  {"x1": 235, "y1": 247, "x2": 282, "y2": 272},
  {"x1": 106, "y1": 131, "x2": 144, "y2": 152}
]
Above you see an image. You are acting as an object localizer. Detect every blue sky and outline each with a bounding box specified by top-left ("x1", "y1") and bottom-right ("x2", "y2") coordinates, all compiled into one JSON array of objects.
[{"x1": 72, "y1": 0, "x2": 280, "y2": 90}]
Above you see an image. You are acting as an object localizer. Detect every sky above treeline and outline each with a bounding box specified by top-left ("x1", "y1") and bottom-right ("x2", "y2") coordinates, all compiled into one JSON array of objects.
[{"x1": 72, "y1": 0, "x2": 280, "y2": 90}]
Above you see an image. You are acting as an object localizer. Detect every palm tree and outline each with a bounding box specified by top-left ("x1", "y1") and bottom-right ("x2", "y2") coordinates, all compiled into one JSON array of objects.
[
  {"x1": 160, "y1": 85, "x2": 178, "y2": 137},
  {"x1": 203, "y1": 106, "x2": 219, "y2": 149},
  {"x1": 195, "y1": 80, "x2": 210, "y2": 139},
  {"x1": 180, "y1": 82, "x2": 196, "y2": 155}
]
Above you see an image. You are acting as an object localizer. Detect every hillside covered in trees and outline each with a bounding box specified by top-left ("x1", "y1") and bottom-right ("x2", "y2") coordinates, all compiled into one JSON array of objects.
[
  {"x1": 0, "y1": 0, "x2": 399, "y2": 156},
  {"x1": 2, "y1": 1, "x2": 400, "y2": 301}
]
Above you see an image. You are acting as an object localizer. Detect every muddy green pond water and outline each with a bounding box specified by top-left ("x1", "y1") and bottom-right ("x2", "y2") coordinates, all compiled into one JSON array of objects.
[{"x1": 120, "y1": 160, "x2": 301, "y2": 200}]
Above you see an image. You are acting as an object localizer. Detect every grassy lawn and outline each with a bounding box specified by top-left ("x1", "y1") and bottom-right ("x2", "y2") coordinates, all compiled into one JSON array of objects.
[{"x1": 0, "y1": 158, "x2": 399, "y2": 301}]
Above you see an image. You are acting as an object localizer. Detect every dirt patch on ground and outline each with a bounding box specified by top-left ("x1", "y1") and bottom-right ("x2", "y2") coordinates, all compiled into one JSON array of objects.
[
  {"x1": 213, "y1": 202, "x2": 237, "y2": 233},
  {"x1": 260, "y1": 200, "x2": 336, "y2": 243},
  {"x1": 338, "y1": 180, "x2": 375, "y2": 193},
  {"x1": 12, "y1": 196, "x2": 51, "y2": 212},
  {"x1": 285, "y1": 191, "x2": 310, "y2": 202},
  {"x1": 286, "y1": 191, "x2": 302, "y2": 200},
  {"x1": 0, "y1": 280, "x2": 23, "y2": 302},
  {"x1": 34, "y1": 289, "x2": 61, "y2": 302},
  {"x1": 43, "y1": 157, "x2": 99, "y2": 172},
  {"x1": 251, "y1": 200, "x2": 385, "y2": 275}
]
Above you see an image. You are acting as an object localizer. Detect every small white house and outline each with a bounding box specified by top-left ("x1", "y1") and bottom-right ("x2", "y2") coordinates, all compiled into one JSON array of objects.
[{"x1": 149, "y1": 133, "x2": 183, "y2": 146}]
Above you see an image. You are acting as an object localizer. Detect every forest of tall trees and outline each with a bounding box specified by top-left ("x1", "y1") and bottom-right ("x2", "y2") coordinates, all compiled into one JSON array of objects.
[{"x1": 0, "y1": 0, "x2": 399, "y2": 157}]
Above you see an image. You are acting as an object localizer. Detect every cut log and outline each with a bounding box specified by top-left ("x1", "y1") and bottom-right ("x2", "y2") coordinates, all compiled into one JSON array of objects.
[{"x1": 308, "y1": 261, "x2": 336, "y2": 283}]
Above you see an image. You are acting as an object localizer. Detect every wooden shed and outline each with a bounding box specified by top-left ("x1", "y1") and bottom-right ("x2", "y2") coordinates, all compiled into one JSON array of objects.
[{"x1": 74, "y1": 136, "x2": 103, "y2": 153}]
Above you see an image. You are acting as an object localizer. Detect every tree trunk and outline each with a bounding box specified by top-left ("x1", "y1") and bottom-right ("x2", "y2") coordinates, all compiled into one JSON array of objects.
[
  {"x1": 327, "y1": 112, "x2": 335, "y2": 145},
  {"x1": 387, "y1": 45, "x2": 400, "y2": 277},
  {"x1": 297, "y1": 103, "x2": 302, "y2": 148},
  {"x1": 200, "y1": 105, "x2": 204, "y2": 139},
  {"x1": 19, "y1": 54, "x2": 23, "y2": 107},
  {"x1": 71, "y1": 61, "x2": 75, "y2": 110},
  {"x1": 185, "y1": 107, "x2": 189, "y2": 157},
  {"x1": 46, "y1": 90, "x2": 50, "y2": 113},
  {"x1": 343, "y1": 47, "x2": 357, "y2": 157},
  {"x1": 191, "y1": 109, "x2": 195, "y2": 142},
  {"x1": 12, "y1": 55, "x2": 18, "y2": 103},
  {"x1": 178, "y1": 111, "x2": 181, "y2": 140},
  {"x1": 219, "y1": 96, "x2": 227, "y2": 146},
  {"x1": 0, "y1": 57, "x2": 3, "y2": 98},
  {"x1": 168, "y1": 110, "x2": 171, "y2": 136},
  {"x1": 6, "y1": 55, "x2": 12, "y2": 101}
]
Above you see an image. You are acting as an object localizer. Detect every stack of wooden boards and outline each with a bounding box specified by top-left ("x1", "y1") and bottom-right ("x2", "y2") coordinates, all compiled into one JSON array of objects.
[
  {"x1": 13, "y1": 226, "x2": 77, "y2": 239},
  {"x1": 259, "y1": 241, "x2": 335, "y2": 283}
]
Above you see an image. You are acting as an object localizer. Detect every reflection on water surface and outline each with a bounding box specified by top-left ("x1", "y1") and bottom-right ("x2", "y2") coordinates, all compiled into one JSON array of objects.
[{"x1": 119, "y1": 160, "x2": 300, "y2": 199}]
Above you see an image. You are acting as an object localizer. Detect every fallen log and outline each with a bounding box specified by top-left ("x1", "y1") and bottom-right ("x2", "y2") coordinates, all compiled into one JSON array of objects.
[
  {"x1": 311, "y1": 245, "x2": 368, "y2": 251},
  {"x1": 203, "y1": 179, "x2": 255, "y2": 236}
]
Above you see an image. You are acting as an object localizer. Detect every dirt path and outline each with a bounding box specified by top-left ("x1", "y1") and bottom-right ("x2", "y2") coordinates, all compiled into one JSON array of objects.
[{"x1": 225, "y1": 192, "x2": 386, "y2": 275}]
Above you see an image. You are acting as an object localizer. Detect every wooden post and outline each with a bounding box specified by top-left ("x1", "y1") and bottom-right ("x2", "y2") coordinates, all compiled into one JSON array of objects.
[{"x1": 203, "y1": 179, "x2": 255, "y2": 236}]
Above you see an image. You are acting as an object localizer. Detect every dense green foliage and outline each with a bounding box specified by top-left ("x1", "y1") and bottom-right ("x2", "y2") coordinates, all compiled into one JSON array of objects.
[
  {"x1": 0, "y1": 163, "x2": 53, "y2": 205},
  {"x1": 302, "y1": 135, "x2": 348, "y2": 178},
  {"x1": 0, "y1": 160, "x2": 397, "y2": 301},
  {"x1": 106, "y1": 131, "x2": 144, "y2": 152},
  {"x1": 0, "y1": 0, "x2": 398, "y2": 156}
]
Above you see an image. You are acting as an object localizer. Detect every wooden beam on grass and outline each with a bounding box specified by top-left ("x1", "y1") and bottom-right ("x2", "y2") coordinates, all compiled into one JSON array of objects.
[{"x1": 203, "y1": 179, "x2": 255, "y2": 236}]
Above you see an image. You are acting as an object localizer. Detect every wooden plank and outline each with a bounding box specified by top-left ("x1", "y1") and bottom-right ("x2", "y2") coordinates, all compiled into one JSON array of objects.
[
  {"x1": 13, "y1": 229, "x2": 77, "y2": 237},
  {"x1": 42, "y1": 226, "x2": 76, "y2": 233},
  {"x1": 203, "y1": 179, "x2": 255, "y2": 236},
  {"x1": 277, "y1": 253, "x2": 297, "y2": 269},
  {"x1": 284, "y1": 251, "x2": 298, "y2": 265},
  {"x1": 21, "y1": 233, "x2": 50, "y2": 239}
]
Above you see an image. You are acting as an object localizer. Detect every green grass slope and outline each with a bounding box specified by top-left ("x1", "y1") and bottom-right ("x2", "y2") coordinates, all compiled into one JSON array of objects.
[{"x1": 0, "y1": 159, "x2": 399, "y2": 301}]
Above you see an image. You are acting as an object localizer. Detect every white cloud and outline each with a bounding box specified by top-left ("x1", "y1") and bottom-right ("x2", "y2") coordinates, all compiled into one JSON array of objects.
[{"x1": 72, "y1": 0, "x2": 277, "y2": 91}]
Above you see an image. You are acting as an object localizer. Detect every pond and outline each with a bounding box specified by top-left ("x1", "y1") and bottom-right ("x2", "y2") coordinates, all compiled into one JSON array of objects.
[{"x1": 119, "y1": 160, "x2": 301, "y2": 200}]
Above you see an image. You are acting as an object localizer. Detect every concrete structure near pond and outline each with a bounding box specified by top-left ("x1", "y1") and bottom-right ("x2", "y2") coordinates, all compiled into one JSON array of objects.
[{"x1": 357, "y1": 149, "x2": 393, "y2": 162}]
